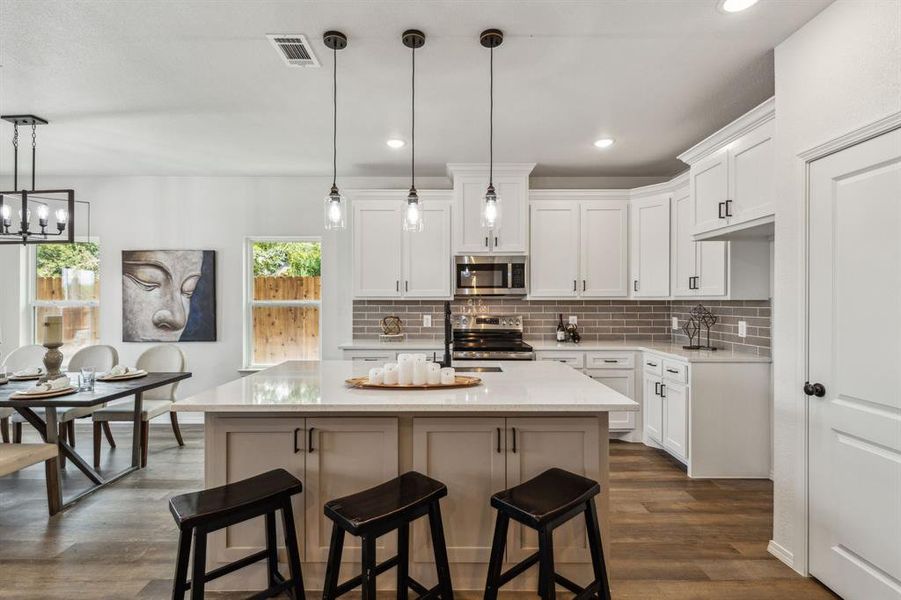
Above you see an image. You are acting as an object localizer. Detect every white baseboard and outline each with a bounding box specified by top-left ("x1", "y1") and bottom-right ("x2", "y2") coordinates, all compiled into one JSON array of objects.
[{"x1": 768, "y1": 539, "x2": 794, "y2": 568}]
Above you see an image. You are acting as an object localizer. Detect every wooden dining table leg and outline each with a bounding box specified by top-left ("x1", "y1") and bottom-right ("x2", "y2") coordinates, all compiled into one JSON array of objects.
[
  {"x1": 43, "y1": 407, "x2": 64, "y2": 515},
  {"x1": 130, "y1": 392, "x2": 144, "y2": 469}
]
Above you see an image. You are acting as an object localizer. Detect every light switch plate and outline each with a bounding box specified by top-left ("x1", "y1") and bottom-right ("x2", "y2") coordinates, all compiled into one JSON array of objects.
[
  {"x1": 671, "y1": 317, "x2": 679, "y2": 330},
  {"x1": 423, "y1": 315, "x2": 432, "y2": 328},
  {"x1": 568, "y1": 315, "x2": 578, "y2": 325},
  {"x1": 738, "y1": 320, "x2": 747, "y2": 338}
]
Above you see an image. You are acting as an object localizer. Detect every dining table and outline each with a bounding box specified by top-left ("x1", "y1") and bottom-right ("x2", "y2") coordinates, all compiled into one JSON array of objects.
[{"x1": 0, "y1": 371, "x2": 191, "y2": 514}]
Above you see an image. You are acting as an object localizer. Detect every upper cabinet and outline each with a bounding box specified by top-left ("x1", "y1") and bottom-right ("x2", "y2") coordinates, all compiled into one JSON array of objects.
[
  {"x1": 351, "y1": 191, "x2": 452, "y2": 299},
  {"x1": 630, "y1": 193, "x2": 671, "y2": 298},
  {"x1": 529, "y1": 192, "x2": 629, "y2": 299},
  {"x1": 448, "y1": 163, "x2": 534, "y2": 254},
  {"x1": 678, "y1": 97, "x2": 775, "y2": 241}
]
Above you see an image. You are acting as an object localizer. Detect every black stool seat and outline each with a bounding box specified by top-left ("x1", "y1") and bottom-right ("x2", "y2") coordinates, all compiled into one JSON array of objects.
[
  {"x1": 170, "y1": 468, "x2": 303, "y2": 528},
  {"x1": 491, "y1": 467, "x2": 599, "y2": 528},
  {"x1": 324, "y1": 471, "x2": 446, "y2": 535}
]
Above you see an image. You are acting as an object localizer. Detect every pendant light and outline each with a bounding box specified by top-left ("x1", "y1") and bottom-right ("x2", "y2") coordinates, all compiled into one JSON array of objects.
[
  {"x1": 402, "y1": 29, "x2": 425, "y2": 232},
  {"x1": 323, "y1": 31, "x2": 348, "y2": 230},
  {"x1": 480, "y1": 29, "x2": 503, "y2": 230}
]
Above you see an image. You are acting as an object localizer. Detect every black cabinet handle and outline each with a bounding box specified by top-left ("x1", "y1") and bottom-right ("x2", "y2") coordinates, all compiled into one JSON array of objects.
[
  {"x1": 718, "y1": 202, "x2": 725, "y2": 219},
  {"x1": 646, "y1": 361, "x2": 657, "y2": 367},
  {"x1": 654, "y1": 381, "x2": 660, "y2": 395},
  {"x1": 308, "y1": 427, "x2": 315, "y2": 453},
  {"x1": 634, "y1": 280, "x2": 639, "y2": 292},
  {"x1": 485, "y1": 236, "x2": 489, "y2": 247},
  {"x1": 666, "y1": 368, "x2": 679, "y2": 374},
  {"x1": 511, "y1": 427, "x2": 517, "y2": 454},
  {"x1": 293, "y1": 427, "x2": 301, "y2": 454},
  {"x1": 725, "y1": 199, "x2": 733, "y2": 217},
  {"x1": 603, "y1": 359, "x2": 617, "y2": 363},
  {"x1": 583, "y1": 280, "x2": 586, "y2": 292},
  {"x1": 573, "y1": 280, "x2": 577, "y2": 292},
  {"x1": 688, "y1": 277, "x2": 693, "y2": 290},
  {"x1": 661, "y1": 384, "x2": 666, "y2": 398},
  {"x1": 495, "y1": 236, "x2": 498, "y2": 247},
  {"x1": 405, "y1": 281, "x2": 409, "y2": 292},
  {"x1": 396, "y1": 280, "x2": 399, "y2": 292},
  {"x1": 496, "y1": 427, "x2": 502, "y2": 453}
]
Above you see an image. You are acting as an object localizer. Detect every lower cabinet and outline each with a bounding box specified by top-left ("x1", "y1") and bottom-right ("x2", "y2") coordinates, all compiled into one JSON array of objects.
[
  {"x1": 643, "y1": 374, "x2": 664, "y2": 444},
  {"x1": 642, "y1": 354, "x2": 690, "y2": 465},
  {"x1": 661, "y1": 381, "x2": 688, "y2": 462},
  {"x1": 586, "y1": 369, "x2": 635, "y2": 431}
]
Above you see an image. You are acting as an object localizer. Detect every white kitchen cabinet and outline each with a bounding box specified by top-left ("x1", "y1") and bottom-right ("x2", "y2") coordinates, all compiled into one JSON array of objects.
[
  {"x1": 505, "y1": 418, "x2": 599, "y2": 564},
  {"x1": 534, "y1": 350, "x2": 586, "y2": 369},
  {"x1": 587, "y1": 369, "x2": 636, "y2": 431},
  {"x1": 643, "y1": 373, "x2": 663, "y2": 445},
  {"x1": 448, "y1": 164, "x2": 534, "y2": 254},
  {"x1": 352, "y1": 193, "x2": 452, "y2": 299},
  {"x1": 529, "y1": 201, "x2": 580, "y2": 297},
  {"x1": 689, "y1": 148, "x2": 729, "y2": 235},
  {"x1": 661, "y1": 380, "x2": 688, "y2": 462},
  {"x1": 342, "y1": 350, "x2": 398, "y2": 364},
  {"x1": 581, "y1": 201, "x2": 629, "y2": 297},
  {"x1": 671, "y1": 184, "x2": 727, "y2": 297},
  {"x1": 411, "y1": 418, "x2": 506, "y2": 564},
  {"x1": 630, "y1": 193, "x2": 671, "y2": 297},
  {"x1": 727, "y1": 119, "x2": 774, "y2": 226},
  {"x1": 205, "y1": 418, "x2": 306, "y2": 564},
  {"x1": 304, "y1": 417, "x2": 398, "y2": 563}
]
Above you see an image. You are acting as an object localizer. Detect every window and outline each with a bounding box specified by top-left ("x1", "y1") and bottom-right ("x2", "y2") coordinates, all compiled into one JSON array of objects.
[
  {"x1": 245, "y1": 239, "x2": 321, "y2": 367},
  {"x1": 30, "y1": 241, "x2": 100, "y2": 355}
]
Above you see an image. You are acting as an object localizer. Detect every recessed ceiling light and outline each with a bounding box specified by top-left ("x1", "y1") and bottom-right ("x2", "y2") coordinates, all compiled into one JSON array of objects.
[
  {"x1": 593, "y1": 138, "x2": 615, "y2": 149},
  {"x1": 720, "y1": 0, "x2": 759, "y2": 13},
  {"x1": 386, "y1": 138, "x2": 406, "y2": 149}
]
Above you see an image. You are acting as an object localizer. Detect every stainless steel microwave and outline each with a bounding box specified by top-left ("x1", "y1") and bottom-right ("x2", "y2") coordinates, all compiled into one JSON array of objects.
[{"x1": 454, "y1": 255, "x2": 528, "y2": 296}]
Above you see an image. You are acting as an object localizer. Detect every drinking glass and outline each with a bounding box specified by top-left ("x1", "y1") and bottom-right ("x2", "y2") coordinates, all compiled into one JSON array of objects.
[{"x1": 80, "y1": 367, "x2": 96, "y2": 392}]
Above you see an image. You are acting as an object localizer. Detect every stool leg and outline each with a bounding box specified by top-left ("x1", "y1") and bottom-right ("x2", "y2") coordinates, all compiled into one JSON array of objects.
[
  {"x1": 397, "y1": 522, "x2": 410, "y2": 600},
  {"x1": 585, "y1": 499, "x2": 611, "y2": 600},
  {"x1": 322, "y1": 522, "x2": 345, "y2": 600},
  {"x1": 427, "y1": 502, "x2": 454, "y2": 600},
  {"x1": 538, "y1": 527, "x2": 555, "y2": 600},
  {"x1": 483, "y1": 512, "x2": 509, "y2": 600},
  {"x1": 171, "y1": 527, "x2": 192, "y2": 600},
  {"x1": 361, "y1": 535, "x2": 377, "y2": 600},
  {"x1": 265, "y1": 511, "x2": 279, "y2": 588},
  {"x1": 190, "y1": 527, "x2": 207, "y2": 600},
  {"x1": 280, "y1": 499, "x2": 306, "y2": 600}
]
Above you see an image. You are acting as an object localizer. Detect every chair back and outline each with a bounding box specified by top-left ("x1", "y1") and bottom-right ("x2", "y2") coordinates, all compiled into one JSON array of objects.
[
  {"x1": 1, "y1": 344, "x2": 47, "y2": 373},
  {"x1": 68, "y1": 345, "x2": 119, "y2": 374},
  {"x1": 136, "y1": 344, "x2": 187, "y2": 401}
]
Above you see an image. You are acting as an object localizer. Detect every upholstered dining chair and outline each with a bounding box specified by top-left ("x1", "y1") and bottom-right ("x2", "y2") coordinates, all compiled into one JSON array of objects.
[
  {"x1": 2, "y1": 345, "x2": 48, "y2": 443},
  {"x1": 10, "y1": 345, "x2": 119, "y2": 466},
  {"x1": 91, "y1": 344, "x2": 187, "y2": 468}
]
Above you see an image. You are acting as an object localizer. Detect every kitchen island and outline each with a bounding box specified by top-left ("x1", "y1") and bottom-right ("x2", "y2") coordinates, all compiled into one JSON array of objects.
[{"x1": 174, "y1": 359, "x2": 637, "y2": 592}]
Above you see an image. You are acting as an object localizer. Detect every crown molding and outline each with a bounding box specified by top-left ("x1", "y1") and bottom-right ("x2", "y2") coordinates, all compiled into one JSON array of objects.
[
  {"x1": 629, "y1": 170, "x2": 689, "y2": 199},
  {"x1": 798, "y1": 110, "x2": 901, "y2": 162},
  {"x1": 529, "y1": 189, "x2": 630, "y2": 201},
  {"x1": 446, "y1": 163, "x2": 536, "y2": 178},
  {"x1": 677, "y1": 97, "x2": 775, "y2": 166}
]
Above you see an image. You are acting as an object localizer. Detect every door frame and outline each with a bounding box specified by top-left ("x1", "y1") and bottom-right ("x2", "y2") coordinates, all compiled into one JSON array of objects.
[{"x1": 786, "y1": 109, "x2": 901, "y2": 577}]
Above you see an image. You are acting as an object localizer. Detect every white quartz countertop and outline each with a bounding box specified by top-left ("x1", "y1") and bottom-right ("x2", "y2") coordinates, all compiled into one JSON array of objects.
[
  {"x1": 339, "y1": 340, "x2": 770, "y2": 363},
  {"x1": 175, "y1": 360, "x2": 639, "y2": 414}
]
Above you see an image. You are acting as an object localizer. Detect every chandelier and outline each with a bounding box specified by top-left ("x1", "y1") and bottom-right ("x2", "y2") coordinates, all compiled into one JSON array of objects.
[{"x1": 0, "y1": 115, "x2": 75, "y2": 245}]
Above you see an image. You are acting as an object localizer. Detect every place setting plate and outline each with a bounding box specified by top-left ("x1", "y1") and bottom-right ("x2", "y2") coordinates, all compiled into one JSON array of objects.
[
  {"x1": 9, "y1": 373, "x2": 44, "y2": 381},
  {"x1": 97, "y1": 370, "x2": 148, "y2": 382},
  {"x1": 10, "y1": 386, "x2": 79, "y2": 399},
  {"x1": 345, "y1": 376, "x2": 482, "y2": 390}
]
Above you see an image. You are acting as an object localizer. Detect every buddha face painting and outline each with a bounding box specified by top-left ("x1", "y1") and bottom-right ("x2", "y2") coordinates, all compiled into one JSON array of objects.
[{"x1": 122, "y1": 250, "x2": 217, "y2": 342}]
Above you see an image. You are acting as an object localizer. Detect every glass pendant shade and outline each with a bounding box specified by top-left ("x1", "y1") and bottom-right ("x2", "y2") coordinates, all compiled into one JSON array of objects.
[
  {"x1": 402, "y1": 187, "x2": 423, "y2": 232},
  {"x1": 481, "y1": 184, "x2": 501, "y2": 229},
  {"x1": 324, "y1": 185, "x2": 346, "y2": 230}
]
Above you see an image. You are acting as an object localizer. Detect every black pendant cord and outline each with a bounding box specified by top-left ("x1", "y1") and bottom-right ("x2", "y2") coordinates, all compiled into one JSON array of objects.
[
  {"x1": 31, "y1": 123, "x2": 36, "y2": 191},
  {"x1": 410, "y1": 44, "x2": 416, "y2": 192},
  {"x1": 489, "y1": 45, "x2": 494, "y2": 188},
  {"x1": 12, "y1": 123, "x2": 18, "y2": 191},
  {"x1": 332, "y1": 46, "x2": 337, "y2": 189}
]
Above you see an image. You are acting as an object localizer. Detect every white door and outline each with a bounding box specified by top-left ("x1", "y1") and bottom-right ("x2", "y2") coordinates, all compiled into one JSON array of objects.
[
  {"x1": 808, "y1": 128, "x2": 901, "y2": 600},
  {"x1": 671, "y1": 186, "x2": 698, "y2": 297},
  {"x1": 581, "y1": 201, "x2": 629, "y2": 297},
  {"x1": 491, "y1": 177, "x2": 527, "y2": 253},
  {"x1": 404, "y1": 202, "x2": 451, "y2": 297},
  {"x1": 728, "y1": 120, "x2": 774, "y2": 225},
  {"x1": 588, "y1": 370, "x2": 636, "y2": 430},
  {"x1": 643, "y1": 374, "x2": 663, "y2": 444},
  {"x1": 691, "y1": 148, "x2": 729, "y2": 234},
  {"x1": 506, "y1": 418, "x2": 599, "y2": 563},
  {"x1": 661, "y1": 381, "x2": 688, "y2": 462},
  {"x1": 411, "y1": 417, "x2": 506, "y2": 564},
  {"x1": 304, "y1": 417, "x2": 398, "y2": 563},
  {"x1": 354, "y1": 201, "x2": 402, "y2": 297},
  {"x1": 529, "y1": 201, "x2": 580, "y2": 297},
  {"x1": 631, "y1": 194, "x2": 671, "y2": 297}
]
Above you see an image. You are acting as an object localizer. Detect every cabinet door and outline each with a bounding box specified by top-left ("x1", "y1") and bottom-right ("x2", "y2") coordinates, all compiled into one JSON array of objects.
[
  {"x1": 506, "y1": 418, "x2": 600, "y2": 563},
  {"x1": 643, "y1": 374, "x2": 663, "y2": 444},
  {"x1": 412, "y1": 418, "x2": 506, "y2": 564},
  {"x1": 630, "y1": 194, "x2": 671, "y2": 297},
  {"x1": 529, "y1": 201, "x2": 580, "y2": 297},
  {"x1": 206, "y1": 418, "x2": 305, "y2": 564},
  {"x1": 671, "y1": 185, "x2": 697, "y2": 297},
  {"x1": 691, "y1": 148, "x2": 729, "y2": 234},
  {"x1": 581, "y1": 201, "x2": 629, "y2": 297},
  {"x1": 696, "y1": 239, "x2": 727, "y2": 297},
  {"x1": 454, "y1": 177, "x2": 491, "y2": 253},
  {"x1": 404, "y1": 202, "x2": 451, "y2": 297},
  {"x1": 305, "y1": 418, "x2": 398, "y2": 563},
  {"x1": 662, "y1": 382, "x2": 688, "y2": 462},
  {"x1": 728, "y1": 119, "x2": 774, "y2": 225},
  {"x1": 587, "y1": 369, "x2": 635, "y2": 430},
  {"x1": 490, "y1": 177, "x2": 528, "y2": 253},
  {"x1": 354, "y1": 201, "x2": 402, "y2": 297}
]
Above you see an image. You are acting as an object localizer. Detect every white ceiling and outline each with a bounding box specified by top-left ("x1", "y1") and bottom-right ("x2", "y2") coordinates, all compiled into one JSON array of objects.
[{"x1": 0, "y1": 0, "x2": 831, "y2": 179}]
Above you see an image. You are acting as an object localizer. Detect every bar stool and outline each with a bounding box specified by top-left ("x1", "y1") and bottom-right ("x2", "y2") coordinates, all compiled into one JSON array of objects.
[
  {"x1": 168, "y1": 468, "x2": 305, "y2": 600},
  {"x1": 484, "y1": 468, "x2": 611, "y2": 600},
  {"x1": 322, "y1": 471, "x2": 453, "y2": 600}
]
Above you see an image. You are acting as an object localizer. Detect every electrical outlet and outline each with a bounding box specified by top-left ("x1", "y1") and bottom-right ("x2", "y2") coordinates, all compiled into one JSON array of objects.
[
  {"x1": 671, "y1": 317, "x2": 679, "y2": 330},
  {"x1": 423, "y1": 315, "x2": 432, "y2": 328},
  {"x1": 738, "y1": 320, "x2": 747, "y2": 338},
  {"x1": 568, "y1": 315, "x2": 578, "y2": 325}
]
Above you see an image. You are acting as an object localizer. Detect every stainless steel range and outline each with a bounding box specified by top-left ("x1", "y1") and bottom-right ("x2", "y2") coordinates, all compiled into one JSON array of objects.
[{"x1": 451, "y1": 314, "x2": 534, "y2": 361}]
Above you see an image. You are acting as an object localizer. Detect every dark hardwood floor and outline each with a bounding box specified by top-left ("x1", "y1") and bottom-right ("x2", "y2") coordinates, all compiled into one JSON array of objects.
[{"x1": 0, "y1": 425, "x2": 838, "y2": 599}]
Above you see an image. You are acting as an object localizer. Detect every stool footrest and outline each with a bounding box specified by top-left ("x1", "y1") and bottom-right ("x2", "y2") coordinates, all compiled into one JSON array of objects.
[
  {"x1": 497, "y1": 551, "x2": 540, "y2": 587},
  {"x1": 333, "y1": 554, "x2": 400, "y2": 597},
  {"x1": 186, "y1": 548, "x2": 270, "y2": 589},
  {"x1": 554, "y1": 572, "x2": 584, "y2": 594},
  {"x1": 407, "y1": 577, "x2": 442, "y2": 600}
]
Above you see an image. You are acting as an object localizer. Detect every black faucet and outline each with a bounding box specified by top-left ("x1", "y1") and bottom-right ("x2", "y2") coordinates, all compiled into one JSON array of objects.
[{"x1": 439, "y1": 301, "x2": 453, "y2": 368}]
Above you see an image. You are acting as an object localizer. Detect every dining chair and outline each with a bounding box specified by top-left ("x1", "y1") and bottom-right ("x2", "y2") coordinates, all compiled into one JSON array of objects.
[
  {"x1": 10, "y1": 345, "x2": 119, "y2": 465},
  {"x1": 2, "y1": 345, "x2": 47, "y2": 444},
  {"x1": 92, "y1": 344, "x2": 187, "y2": 468}
]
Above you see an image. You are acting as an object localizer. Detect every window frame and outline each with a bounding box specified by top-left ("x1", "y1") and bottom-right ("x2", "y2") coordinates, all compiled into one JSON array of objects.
[
  {"x1": 26, "y1": 236, "x2": 101, "y2": 356},
  {"x1": 243, "y1": 236, "x2": 323, "y2": 369}
]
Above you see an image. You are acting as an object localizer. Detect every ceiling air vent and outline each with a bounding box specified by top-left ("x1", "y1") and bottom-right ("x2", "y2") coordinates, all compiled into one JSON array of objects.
[{"x1": 267, "y1": 34, "x2": 320, "y2": 68}]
